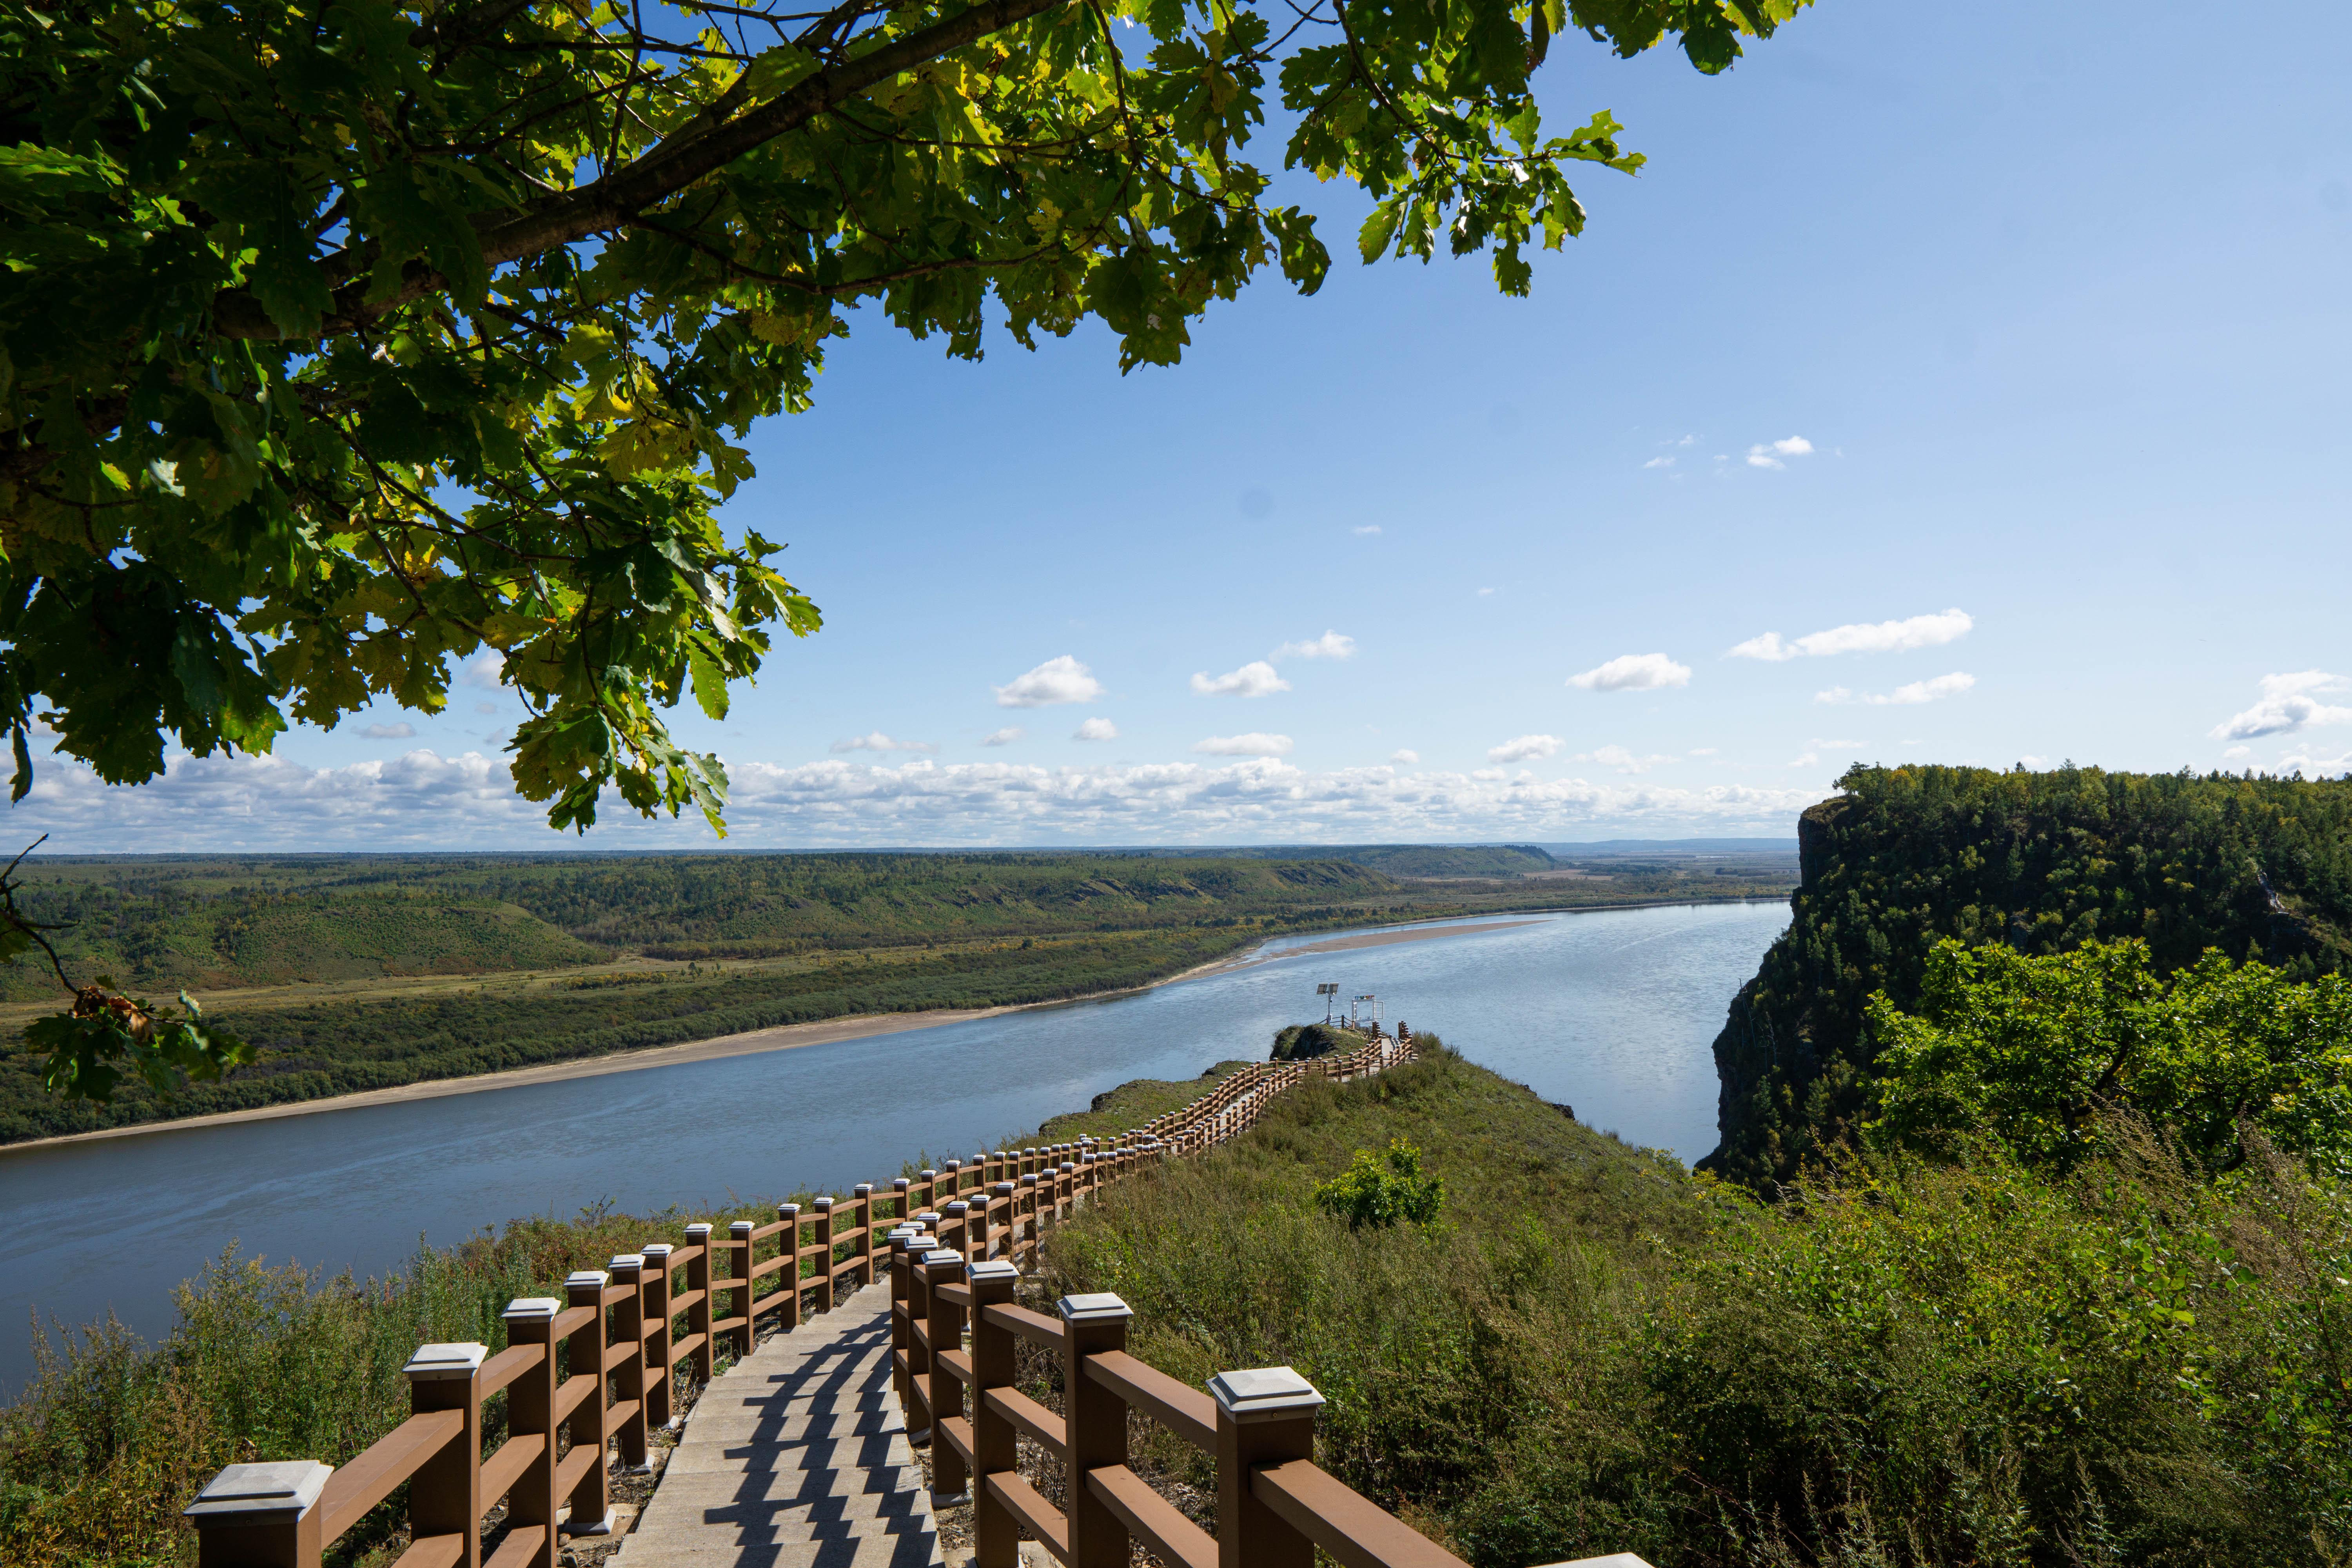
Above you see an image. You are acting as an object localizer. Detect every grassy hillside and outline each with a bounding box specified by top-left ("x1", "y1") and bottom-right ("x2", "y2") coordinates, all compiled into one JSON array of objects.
[
  {"x1": 1705, "y1": 764, "x2": 2352, "y2": 1186},
  {"x1": 1046, "y1": 1049, "x2": 2352, "y2": 1568}
]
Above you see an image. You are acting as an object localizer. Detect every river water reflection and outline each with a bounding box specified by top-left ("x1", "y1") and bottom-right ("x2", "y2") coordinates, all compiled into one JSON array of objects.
[{"x1": 0, "y1": 898, "x2": 1787, "y2": 1394}]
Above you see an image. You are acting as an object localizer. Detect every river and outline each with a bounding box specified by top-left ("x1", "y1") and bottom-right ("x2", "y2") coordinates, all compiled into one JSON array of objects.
[{"x1": 0, "y1": 898, "x2": 1787, "y2": 1396}]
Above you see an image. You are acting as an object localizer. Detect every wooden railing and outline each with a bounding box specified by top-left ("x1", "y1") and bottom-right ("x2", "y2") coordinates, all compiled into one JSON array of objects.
[{"x1": 178, "y1": 1033, "x2": 1638, "y2": 1568}]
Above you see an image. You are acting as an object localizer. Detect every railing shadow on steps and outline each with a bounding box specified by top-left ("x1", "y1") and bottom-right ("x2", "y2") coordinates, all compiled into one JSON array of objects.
[{"x1": 178, "y1": 1033, "x2": 1649, "y2": 1568}]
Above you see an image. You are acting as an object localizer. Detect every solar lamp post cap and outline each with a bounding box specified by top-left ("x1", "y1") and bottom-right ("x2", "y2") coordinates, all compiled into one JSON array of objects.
[
  {"x1": 642, "y1": 1243, "x2": 675, "y2": 1258},
  {"x1": 922, "y1": 1250, "x2": 965, "y2": 1269},
  {"x1": 503, "y1": 1297, "x2": 562, "y2": 1322},
  {"x1": 566, "y1": 1269, "x2": 611, "y2": 1291},
  {"x1": 1058, "y1": 1293, "x2": 1132, "y2": 1325},
  {"x1": 185, "y1": 1461, "x2": 334, "y2": 1524},
  {"x1": 969, "y1": 1260, "x2": 1018, "y2": 1283},
  {"x1": 1209, "y1": 1366, "x2": 1326, "y2": 1423},
  {"x1": 403, "y1": 1342, "x2": 488, "y2": 1381},
  {"x1": 685, "y1": 1223, "x2": 714, "y2": 1237},
  {"x1": 609, "y1": 1253, "x2": 646, "y2": 1272}
]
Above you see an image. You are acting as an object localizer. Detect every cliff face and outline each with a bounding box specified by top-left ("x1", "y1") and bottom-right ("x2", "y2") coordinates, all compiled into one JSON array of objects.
[{"x1": 1699, "y1": 766, "x2": 2352, "y2": 1188}]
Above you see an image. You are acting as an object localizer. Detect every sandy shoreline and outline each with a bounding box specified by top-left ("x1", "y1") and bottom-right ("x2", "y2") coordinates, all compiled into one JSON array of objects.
[{"x1": 0, "y1": 901, "x2": 1751, "y2": 1154}]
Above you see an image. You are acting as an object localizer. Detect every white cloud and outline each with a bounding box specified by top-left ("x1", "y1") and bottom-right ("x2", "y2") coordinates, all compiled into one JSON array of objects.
[
  {"x1": 2221, "y1": 745, "x2": 2250, "y2": 759},
  {"x1": 1, "y1": 750, "x2": 1828, "y2": 850},
  {"x1": 1390, "y1": 749, "x2": 1420, "y2": 764},
  {"x1": 1816, "y1": 672, "x2": 1976, "y2": 706},
  {"x1": 1810, "y1": 737, "x2": 1868, "y2": 748},
  {"x1": 1193, "y1": 733, "x2": 1294, "y2": 757},
  {"x1": 1488, "y1": 734, "x2": 1564, "y2": 763},
  {"x1": 1689, "y1": 746, "x2": 1719, "y2": 757},
  {"x1": 1642, "y1": 457, "x2": 1675, "y2": 470},
  {"x1": 1073, "y1": 718, "x2": 1119, "y2": 742},
  {"x1": 1568, "y1": 653, "x2": 1692, "y2": 692},
  {"x1": 455, "y1": 651, "x2": 504, "y2": 690},
  {"x1": 475, "y1": 702, "x2": 497, "y2": 716},
  {"x1": 1353, "y1": 525, "x2": 1382, "y2": 536},
  {"x1": 1271, "y1": 631, "x2": 1355, "y2": 661},
  {"x1": 1730, "y1": 609, "x2": 1973, "y2": 662},
  {"x1": 2282, "y1": 748, "x2": 2352, "y2": 776},
  {"x1": 2016, "y1": 755, "x2": 2048, "y2": 769},
  {"x1": 831, "y1": 732, "x2": 938, "y2": 755},
  {"x1": 363, "y1": 722, "x2": 416, "y2": 740},
  {"x1": 982, "y1": 728, "x2": 1025, "y2": 747},
  {"x1": 993, "y1": 656, "x2": 1105, "y2": 708},
  {"x1": 1788, "y1": 752, "x2": 1819, "y2": 768},
  {"x1": 1574, "y1": 745, "x2": 1672, "y2": 774},
  {"x1": 1477, "y1": 587, "x2": 1497, "y2": 597},
  {"x1": 1745, "y1": 436, "x2": 1815, "y2": 470},
  {"x1": 2211, "y1": 671, "x2": 2352, "y2": 740},
  {"x1": 1191, "y1": 661, "x2": 1290, "y2": 698}
]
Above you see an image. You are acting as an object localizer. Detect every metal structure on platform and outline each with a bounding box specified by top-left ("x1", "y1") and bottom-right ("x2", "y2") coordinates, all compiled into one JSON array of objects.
[{"x1": 1316, "y1": 980, "x2": 1339, "y2": 1024}]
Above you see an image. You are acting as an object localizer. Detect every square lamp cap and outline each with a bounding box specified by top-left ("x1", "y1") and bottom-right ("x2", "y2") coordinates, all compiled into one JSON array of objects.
[
  {"x1": 969, "y1": 1260, "x2": 1018, "y2": 1283},
  {"x1": 922, "y1": 1249, "x2": 964, "y2": 1269},
  {"x1": 1057, "y1": 1292, "x2": 1132, "y2": 1325},
  {"x1": 503, "y1": 1297, "x2": 561, "y2": 1322},
  {"x1": 856, "y1": 1184, "x2": 874, "y2": 1196},
  {"x1": 643, "y1": 1243, "x2": 674, "y2": 1258},
  {"x1": 566, "y1": 1269, "x2": 610, "y2": 1292},
  {"x1": 815, "y1": 1196, "x2": 835, "y2": 1210},
  {"x1": 731, "y1": 1220, "x2": 757, "y2": 1234},
  {"x1": 685, "y1": 1222, "x2": 713, "y2": 1236},
  {"x1": 609, "y1": 1253, "x2": 646, "y2": 1272},
  {"x1": 945, "y1": 1200, "x2": 969, "y2": 1215},
  {"x1": 1209, "y1": 1366, "x2": 1326, "y2": 1423},
  {"x1": 185, "y1": 1461, "x2": 334, "y2": 1524},
  {"x1": 916, "y1": 1211, "x2": 942, "y2": 1226},
  {"x1": 403, "y1": 1342, "x2": 488, "y2": 1382}
]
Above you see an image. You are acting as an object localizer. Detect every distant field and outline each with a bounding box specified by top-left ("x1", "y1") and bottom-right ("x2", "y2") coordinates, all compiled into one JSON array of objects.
[{"x1": 0, "y1": 848, "x2": 1797, "y2": 1144}]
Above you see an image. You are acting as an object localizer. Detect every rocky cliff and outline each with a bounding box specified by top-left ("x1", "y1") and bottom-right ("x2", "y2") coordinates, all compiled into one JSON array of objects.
[{"x1": 1700, "y1": 764, "x2": 2352, "y2": 1188}]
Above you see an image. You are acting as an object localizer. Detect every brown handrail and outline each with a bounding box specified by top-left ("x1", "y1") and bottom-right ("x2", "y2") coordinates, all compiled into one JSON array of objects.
[{"x1": 183, "y1": 1036, "x2": 1481, "y2": 1568}]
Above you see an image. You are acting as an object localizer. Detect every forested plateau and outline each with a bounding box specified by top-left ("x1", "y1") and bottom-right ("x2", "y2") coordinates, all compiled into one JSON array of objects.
[
  {"x1": 0, "y1": 849, "x2": 1793, "y2": 1144},
  {"x1": 1705, "y1": 764, "x2": 2352, "y2": 1185}
]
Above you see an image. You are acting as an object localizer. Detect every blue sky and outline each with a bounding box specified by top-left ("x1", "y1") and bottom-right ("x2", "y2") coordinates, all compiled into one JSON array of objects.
[{"x1": 24, "y1": 0, "x2": 2352, "y2": 849}]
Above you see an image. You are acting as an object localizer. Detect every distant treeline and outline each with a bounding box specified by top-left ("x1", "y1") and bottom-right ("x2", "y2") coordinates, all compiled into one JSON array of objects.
[{"x1": 0, "y1": 848, "x2": 1797, "y2": 1144}]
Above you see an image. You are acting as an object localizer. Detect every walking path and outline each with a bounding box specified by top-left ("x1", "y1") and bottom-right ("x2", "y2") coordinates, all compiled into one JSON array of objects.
[{"x1": 617, "y1": 1283, "x2": 941, "y2": 1568}]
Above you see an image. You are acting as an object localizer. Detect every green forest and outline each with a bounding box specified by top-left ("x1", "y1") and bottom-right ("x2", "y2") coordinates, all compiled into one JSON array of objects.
[
  {"x1": 1705, "y1": 764, "x2": 2352, "y2": 1186},
  {"x1": 0, "y1": 849, "x2": 1793, "y2": 1144}
]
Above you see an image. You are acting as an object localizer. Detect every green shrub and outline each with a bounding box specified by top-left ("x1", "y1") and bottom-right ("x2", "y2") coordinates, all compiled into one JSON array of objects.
[{"x1": 1313, "y1": 1137, "x2": 1445, "y2": 1228}]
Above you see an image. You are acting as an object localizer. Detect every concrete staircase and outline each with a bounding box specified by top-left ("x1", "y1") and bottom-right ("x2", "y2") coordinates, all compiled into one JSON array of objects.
[{"x1": 617, "y1": 1283, "x2": 942, "y2": 1568}]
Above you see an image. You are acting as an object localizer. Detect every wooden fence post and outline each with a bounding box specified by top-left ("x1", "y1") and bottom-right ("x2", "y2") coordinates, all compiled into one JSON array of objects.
[
  {"x1": 728, "y1": 1221, "x2": 757, "y2": 1357},
  {"x1": 502, "y1": 1297, "x2": 562, "y2": 1568},
  {"x1": 640, "y1": 1243, "x2": 676, "y2": 1432},
  {"x1": 562, "y1": 1269, "x2": 613, "y2": 1535},
  {"x1": 990, "y1": 1181, "x2": 1015, "y2": 1261},
  {"x1": 813, "y1": 1197, "x2": 837, "y2": 1314},
  {"x1": 944, "y1": 1199, "x2": 970, "y2": 1261},
  {"x1": 854, "y1": 1184, "x2": 878, "y2": 1286},
  {"x1": 922, "y1": 1249, "x2": 969, "y2": 1503},
  {"x1": 1210, "y1": 1368, "x2": 1325, "y2": 1568},
  {"x1": 607, "y1": 1254, "x2": 649, "y2": 1472},
  {"x1": 683, "y1": 1223, "x2": 715, "y2": 1382},
  {"x1": 1059, "y1": 1293, "x2": 1133, "y2": 1568},
  {"x1": 776, "y1": 1204, "x2": 802, "y2": 1329},
  {"x1": 184, "y1": 1461, "x2": 331, "y2": 1568},
  {"x1": 403, "y1": 1340, "x2": 486, "y2": 1568},
  {"x1": 966, "y1": 1259, "x2": 1020, "y2": 1568},
  {"x1": 887, "y1": 1225, "x2": 929, "y2": 1434},
  {"x1": 1017, "y1": 1174, "x2": 1039, "y2": 1263}
]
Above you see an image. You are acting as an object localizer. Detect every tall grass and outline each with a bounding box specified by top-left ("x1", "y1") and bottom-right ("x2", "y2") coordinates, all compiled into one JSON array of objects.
[
  {"x1": 0, "y1": 1201, "x2": 784, "y2": 1568},
  {"x1": 1045, "y1": 1049, "x2": 2352, "y2": 1568}
]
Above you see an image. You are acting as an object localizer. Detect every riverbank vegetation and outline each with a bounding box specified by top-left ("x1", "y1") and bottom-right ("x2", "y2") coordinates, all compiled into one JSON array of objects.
[
  {"x1": 1708, "y1": 765, "x2": 2352, "y2": 1186},
  {"x1": 0, "y1": 849, "x2": 1794, "y2": 1145}
]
